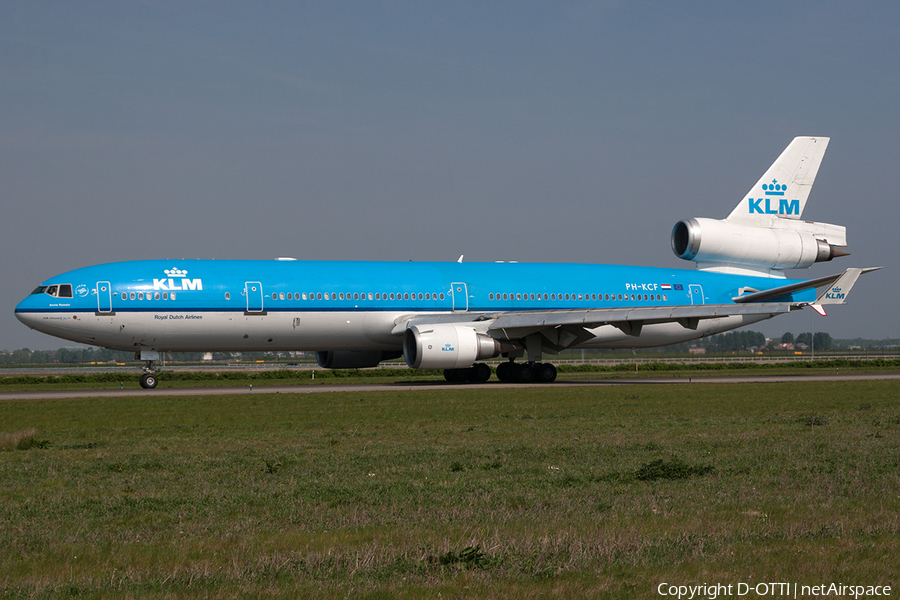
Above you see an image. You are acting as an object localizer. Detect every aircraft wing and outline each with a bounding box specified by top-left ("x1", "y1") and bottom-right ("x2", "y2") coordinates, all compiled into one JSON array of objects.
[
  {"x1": 392, "y1": 267, "x2": 878, "y2": 351},
  {"x1": 393, "y1": 302, "x2": 795, "y2": 344},
  {"x1": 483, "y1": 302, "x2": 795, "y2": 341}
]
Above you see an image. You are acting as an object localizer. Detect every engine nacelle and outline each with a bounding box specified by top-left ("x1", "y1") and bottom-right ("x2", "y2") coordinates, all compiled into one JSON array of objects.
[
  {"x1": 315, "y1": 350, "x2": 403, "y2": 369},
  {"x1": 403, "y1": 324, "x2": 501, "y2": 369},
  {"x1": 672, "y1": 217, "x2": 847, "y2": 271}
]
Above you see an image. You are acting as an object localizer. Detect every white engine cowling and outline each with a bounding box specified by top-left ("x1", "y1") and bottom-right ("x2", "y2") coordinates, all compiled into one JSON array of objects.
[
  {"x1": 403, "y1": 324, "x2": 501, "y2": 369},
  {"x1": 316, "y1": 350, "x2": 403, "y2": 369},
  {"x1": 672, "y1": 217, "x2": 847, "y2": 271}
]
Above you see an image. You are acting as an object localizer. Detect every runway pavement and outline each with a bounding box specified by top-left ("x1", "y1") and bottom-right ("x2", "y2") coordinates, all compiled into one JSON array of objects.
[{"x1": 2, "y1": 371, "x2": 898, "y2": 401}]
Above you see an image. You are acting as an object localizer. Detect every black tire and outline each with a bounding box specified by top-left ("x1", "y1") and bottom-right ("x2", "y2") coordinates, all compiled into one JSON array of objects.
[
  {"x1": 496, "y1": 362, "x2": 514, "y2": 382},
  {"x1": 516, "y1": 363, "x2": 534, "y2": 383},
  {"x1": 140, "y1": 373, "x2": 158, "y2": 389},
  {"x1": 469, "y1": 363, "x2": 492, "y2": 383},
  {"x1": 537, "y1": 363, "x2": 558, "y2": 383}
]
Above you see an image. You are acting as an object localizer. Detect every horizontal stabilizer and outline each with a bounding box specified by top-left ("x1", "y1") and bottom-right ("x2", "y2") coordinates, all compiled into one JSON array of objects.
[
  {"x1": 732, "y1": 267, "x2": 880, "y2": 304},
  {"x1": 814, "y1": 267, "x2": 882, "y2": 305}
]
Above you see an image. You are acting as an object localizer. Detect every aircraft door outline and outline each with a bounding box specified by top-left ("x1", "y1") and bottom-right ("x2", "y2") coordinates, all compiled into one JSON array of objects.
[
  {"x1": 245, "y1": 282, "x2": 264, "y2": 313},
  {"x1": 689, "y1": 284, "x2": 705, "y2": 305},
  {"x1": 451, "y1": 282, "x2": 468, "y2": 312},
  {"x1": 97, "y1": 281, "x2": 112, "y2": 313}
]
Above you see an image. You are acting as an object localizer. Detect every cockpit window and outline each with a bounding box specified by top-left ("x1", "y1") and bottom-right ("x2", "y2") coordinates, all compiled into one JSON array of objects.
[{"x1": 30, "y1": 284, "x2": 73, "y2": 298}]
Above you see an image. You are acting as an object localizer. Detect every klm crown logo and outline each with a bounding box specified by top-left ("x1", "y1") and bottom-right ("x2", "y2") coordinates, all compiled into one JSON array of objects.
[
  {"x1": 748, "y1": 179, "x2": 799, "y2": 215},
  {"x1": 164, "y1": 268, "x2": 188, "y2": 278}
]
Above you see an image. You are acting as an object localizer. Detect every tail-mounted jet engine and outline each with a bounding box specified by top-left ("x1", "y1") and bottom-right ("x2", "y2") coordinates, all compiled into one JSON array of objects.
[
  {"x1": 671, "y1": 217, "x2": 849, "y2": 272},
  {"x1": 403, "y1": 324, "x2": 501, "y2": 369}
]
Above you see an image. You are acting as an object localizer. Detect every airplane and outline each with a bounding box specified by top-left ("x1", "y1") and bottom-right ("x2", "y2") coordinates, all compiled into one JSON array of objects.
[{"x1": 15, "y1": 137, "x2": 878, "y2": 389}]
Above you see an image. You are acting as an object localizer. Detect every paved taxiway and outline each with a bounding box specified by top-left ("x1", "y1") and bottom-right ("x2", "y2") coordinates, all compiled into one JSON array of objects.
[{"x1": 2, "y1": 372, "x2": 898, "y2": 401}]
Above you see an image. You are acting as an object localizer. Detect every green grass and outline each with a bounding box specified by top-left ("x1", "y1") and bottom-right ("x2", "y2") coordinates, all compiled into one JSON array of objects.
[
  {"x1": 1, "y1": 358, "x2": 898, "y2": 393},
  {"x1": 1, "y1": 381, "x2": 898, "y2": 598}
]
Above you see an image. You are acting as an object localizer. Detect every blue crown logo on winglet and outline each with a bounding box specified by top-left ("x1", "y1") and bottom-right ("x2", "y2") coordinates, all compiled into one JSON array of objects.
[{"x1": 762, "y1": 179, "x2": 786, "y2": 196}]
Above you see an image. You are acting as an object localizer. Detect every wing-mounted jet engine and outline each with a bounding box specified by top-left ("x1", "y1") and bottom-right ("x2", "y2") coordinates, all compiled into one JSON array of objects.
[{"x1": 671, "y1": 136, "x2": 849, "y2": 276}]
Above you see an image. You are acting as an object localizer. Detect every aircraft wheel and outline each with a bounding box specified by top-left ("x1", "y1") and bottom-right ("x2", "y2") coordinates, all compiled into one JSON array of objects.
[
  {"x1": 139, "y1": 373, "x2": 159, "y2": 389},
  {"x1": 496, "y1": 362, "x2": 514, "y2": 382},
  {"x1": 516, "y1": 363, "x2": 534, "y2": 383},
  {"x1": 537, "y1": 363, "x2": 558, "y2": 383},
  {"x1": 444, "y1": 369, "x2": 460, "y2": 383},
  {"x1": 469, "y1": 363, "x2": 492, "y2": 383}
]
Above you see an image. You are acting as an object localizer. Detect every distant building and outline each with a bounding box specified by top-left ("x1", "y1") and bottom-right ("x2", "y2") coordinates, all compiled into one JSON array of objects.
[{"x1": 688, "y1": 347, "x2": 706, "y2": 355}]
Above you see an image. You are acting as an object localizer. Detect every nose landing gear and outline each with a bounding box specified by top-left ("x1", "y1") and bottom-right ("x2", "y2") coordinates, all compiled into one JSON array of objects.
[
  {"x1": 139, "y1": 356, "x2": 160, "y2": 389},
  {"x1": 139, "y1": 372, "x2": 159, "y2": 389}
]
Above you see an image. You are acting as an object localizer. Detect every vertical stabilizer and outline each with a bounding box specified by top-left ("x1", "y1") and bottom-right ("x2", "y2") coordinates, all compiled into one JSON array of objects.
[{"x1": 726, "y1": 137, "x2": 829, "y2": 224}]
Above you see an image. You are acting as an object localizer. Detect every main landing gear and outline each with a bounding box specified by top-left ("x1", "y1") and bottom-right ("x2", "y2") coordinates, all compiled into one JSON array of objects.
[
  {"x1": 443, "y1": 363, "x2": 492, "y2": 383},
  {"x1": 496, "y1": 360, "x2": 557, "y2": 384},
  {"x1": 443, "y1": 361, "x2": 558, "y2": 384}
]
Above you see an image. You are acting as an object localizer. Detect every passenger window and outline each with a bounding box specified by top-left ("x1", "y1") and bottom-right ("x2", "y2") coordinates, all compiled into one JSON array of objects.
[
  {"x1": 440, "y1": 293, "x2": 444, "y2": 300},
  {"x1": 138, "y1": 292, "x2": 144, "y2": 300},
  {"x1": 155, "y1": 292, "x2": 160, "y2": 300},
  {"x1": 130, "y1": 292, "x2": 135, "y2": 300},
  {"x1": 163, "y1": 292, "x2": 168, "y2": 300},
  {"x1": 225, "y1": 292, "x2": 230, "y2": 300},
  {"x1": 317, "y1": 293, "x2": 322, "y2": 300},
  {"x1": 171, "y1": 293, "x2": 176, "y2": 300}
]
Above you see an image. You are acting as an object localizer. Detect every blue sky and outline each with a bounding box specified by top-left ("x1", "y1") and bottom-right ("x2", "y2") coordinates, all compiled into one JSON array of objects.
[{"x1": 3, "y1": 1, "x2": 899, "y2": 349}]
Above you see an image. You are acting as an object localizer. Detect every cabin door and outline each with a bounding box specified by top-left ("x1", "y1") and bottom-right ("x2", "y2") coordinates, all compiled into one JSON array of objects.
[
  {"x1": 245, "y1": 282, "x2": 264, "y2": 313},
  {"x1": 97, "y1": 281, "x2": 112, "y2": 313},
  {"x1": 689, "y1": 284, "x2": 705, "y2": 305},
  {"x1": 451, "y1": 282, "x2": 468, "y2": 312}
]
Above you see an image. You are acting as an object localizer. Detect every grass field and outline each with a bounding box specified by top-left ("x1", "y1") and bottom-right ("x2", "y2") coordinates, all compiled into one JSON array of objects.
[{"x1": 1, "y1": 381, "x2": 898, "y2": 598}]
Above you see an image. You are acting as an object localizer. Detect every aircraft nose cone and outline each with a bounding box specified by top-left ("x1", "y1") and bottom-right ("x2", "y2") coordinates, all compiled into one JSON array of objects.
[{"x1": 15, "y1": 301, "x2": 38, "y2": 329}]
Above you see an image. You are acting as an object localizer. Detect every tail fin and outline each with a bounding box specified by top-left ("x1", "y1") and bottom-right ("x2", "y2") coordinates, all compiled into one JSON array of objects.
[{"x1": 727, "y1": 137, "x2": 829, "y2": 224}]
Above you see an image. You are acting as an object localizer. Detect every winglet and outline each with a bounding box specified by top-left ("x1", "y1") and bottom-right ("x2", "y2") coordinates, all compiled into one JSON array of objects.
[{"x1": 814, "y1": 267, "x2": 882, "y2": 305}]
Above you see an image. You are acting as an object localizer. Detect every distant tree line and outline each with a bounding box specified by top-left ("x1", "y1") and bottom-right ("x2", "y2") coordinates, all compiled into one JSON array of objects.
[
  {"x1": 779, "y1": 332, "x2": 834, "y2": 351},
  {"x1": 0, "y1": 348, "x2": 214, "y2": 365}
]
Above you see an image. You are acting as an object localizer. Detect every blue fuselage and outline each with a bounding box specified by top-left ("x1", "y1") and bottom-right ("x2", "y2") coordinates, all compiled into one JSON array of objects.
[{"x1": 15, "y1": 259, "x2": 813, "y2": 353}]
